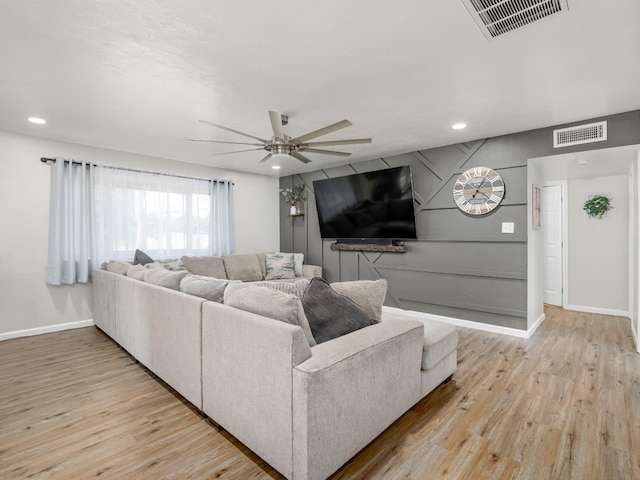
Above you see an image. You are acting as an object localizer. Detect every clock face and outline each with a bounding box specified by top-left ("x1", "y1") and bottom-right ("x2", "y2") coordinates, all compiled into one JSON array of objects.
[{"x1": 453, "y1": 166, "x2": 504, "y2": 215}]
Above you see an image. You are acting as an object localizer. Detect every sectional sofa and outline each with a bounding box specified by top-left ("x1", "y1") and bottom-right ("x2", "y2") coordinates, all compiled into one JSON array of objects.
[{"x1": 92, "y1": 252, "x2": 458, "y2": 480}]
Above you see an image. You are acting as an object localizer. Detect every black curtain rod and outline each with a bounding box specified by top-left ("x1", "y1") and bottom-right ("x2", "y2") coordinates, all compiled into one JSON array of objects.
[{"x1": 40, "y1": 157, "x2": 233, "y2": 185}]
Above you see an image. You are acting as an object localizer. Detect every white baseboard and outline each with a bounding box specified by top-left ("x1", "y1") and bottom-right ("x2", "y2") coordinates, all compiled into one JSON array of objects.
[
  {"x1": 564, "y1": 304, "x2": 630, "y2": 318},
  {"x1": 0, "y1": 319, "x2": 95, "y2": 342},
  {"x1": 383, "y1": 306, "x2": 535, "y2": 339},
  {"x1": 528, "y1": 312, "x2": 546, "y2": 337}
]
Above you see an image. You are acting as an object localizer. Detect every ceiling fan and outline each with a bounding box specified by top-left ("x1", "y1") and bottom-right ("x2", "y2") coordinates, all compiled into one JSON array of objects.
[{"x1": 187, "y1": 110, "x2": 371, "y2": 164}]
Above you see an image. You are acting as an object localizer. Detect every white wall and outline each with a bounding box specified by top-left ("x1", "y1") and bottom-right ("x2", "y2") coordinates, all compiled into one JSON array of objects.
[
  {"x1": 566, "y1": 174, "x2": 629, "y2": 315},
  {"x1": 0, "y1": 130, "x2": 279, "y2": 337},
  {"x1": 634, "y1": 155, "x2": 640, "y2": 351}
]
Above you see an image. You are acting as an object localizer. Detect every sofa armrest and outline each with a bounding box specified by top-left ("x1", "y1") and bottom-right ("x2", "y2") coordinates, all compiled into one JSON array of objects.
[
  {"x1": 301, "y1": 264, "x2": 322, "y2": 278},
  {"x1": 292, "y1": 318, "x2": 424, "y2": 480},
  {"x1": 201, "y1": 302, "x2": 312, "y2": 478}
]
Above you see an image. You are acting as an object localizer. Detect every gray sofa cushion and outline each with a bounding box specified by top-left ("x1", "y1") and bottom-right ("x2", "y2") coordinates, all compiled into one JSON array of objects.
[
  {"x1": 133, "y1": 249, "x2": 154, "y2": 265},
  {"x1": 265, "y1": 253, "x2": 296, "y2": 280},
  {"x1": 180, "y1": 274, "x2": 237, "y2": 302},
  {"x1": 181, "y1": 255, "x2": 228, "y2": 279},
  {"x1": 223, "y1": 254, "x2": 263, "y2": 282},
  {"x1": 301, "y1": 277, "x2": 376, "y2": 344},
  {"x1": 331, "y1": 279, "x2": 387, "y2": 322},
  {"x1": 256, "y1": 253, "x2": 267, "y2": 279},
  {"x1": 143, "y1": 268, "x2": 188, "y2": 291},
  {"x1": 224, "y1": 283, "x2": 316, "y2": 346}
]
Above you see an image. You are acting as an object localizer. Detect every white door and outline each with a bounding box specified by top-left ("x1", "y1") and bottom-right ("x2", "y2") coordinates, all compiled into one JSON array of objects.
[{"x1": 543, "y1": 185, "x2": 563, "y2": 306}]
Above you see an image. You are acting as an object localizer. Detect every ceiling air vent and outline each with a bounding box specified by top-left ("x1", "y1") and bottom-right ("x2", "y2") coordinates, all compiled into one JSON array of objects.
[
  {"x1": 553, "y1": 121, "x2": 607, "y2": 148},
  {"x1": 460, "y1": 0, "x2": 569, "y2": 40}
]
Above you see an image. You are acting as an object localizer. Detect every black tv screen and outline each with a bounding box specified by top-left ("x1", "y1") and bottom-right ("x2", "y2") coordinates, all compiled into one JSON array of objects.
[{"x1": 313, "y1": 166, "x2": 417, "y2": 240}]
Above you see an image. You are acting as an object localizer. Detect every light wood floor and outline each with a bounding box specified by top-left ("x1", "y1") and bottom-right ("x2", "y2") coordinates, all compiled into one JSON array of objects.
[{"x1": 1, "y1": 306, "x2": 639, "y2": 479}]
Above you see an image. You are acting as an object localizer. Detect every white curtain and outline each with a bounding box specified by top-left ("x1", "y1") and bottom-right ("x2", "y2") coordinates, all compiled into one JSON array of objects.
[
  {"x1": 45, "y1": 158, "x2": 96, "y2": 285},
  {"x1": 210, "y1": 180, "x2": 235, "y2": 256},
  {"x1": 93, "y1": 167, "x2": 233, "y2": 265}
]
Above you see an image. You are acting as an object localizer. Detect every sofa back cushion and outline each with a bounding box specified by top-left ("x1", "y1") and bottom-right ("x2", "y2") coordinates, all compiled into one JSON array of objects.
[
  {"x1": 143, "y1": 268, "x2": 188, "y2": 291},
  {"x1": 126, "y1": 264, "x2": 147, "y2": 280},
  {"x1": 180, "y1": 274, "x2": 237, "y2": 302},
  {"x1": 222, "y1": 254, "x2": 263, "y2": 282},
  {"x1": 224, "y1": 283, "x2": 316, "y2": 346},
  {"x1": 106, "y1": 260, "x2": 132, "y2": 275},
  {"x1": 302, "y1": 277, "x2": 376, "y2": 344},
  {"x1": 181, "y1": 255, "x2": 228, "y2": 279},
  {"x1": 331, "y1": 279, "x2": 387, "y2": 322}
]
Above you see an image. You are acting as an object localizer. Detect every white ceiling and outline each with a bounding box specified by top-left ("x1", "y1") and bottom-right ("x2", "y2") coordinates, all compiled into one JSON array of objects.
[{"x1": 1, "y1": 0, "x2": 639, "y2": 177}]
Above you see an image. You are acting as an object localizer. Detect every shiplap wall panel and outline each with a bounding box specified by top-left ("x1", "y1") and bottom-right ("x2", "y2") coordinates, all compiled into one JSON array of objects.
[
  {"x1": 417, "y1": 205, "x2": 527, "y2": 242},
  {"x1": 279, "y1": 111, "x2": 640, "y2": 330}
]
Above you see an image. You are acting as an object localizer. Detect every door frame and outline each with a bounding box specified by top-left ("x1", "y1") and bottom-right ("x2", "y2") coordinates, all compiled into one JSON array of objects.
[{"x1": 543, "y1": 180, "x2": 568, "y2": 307}]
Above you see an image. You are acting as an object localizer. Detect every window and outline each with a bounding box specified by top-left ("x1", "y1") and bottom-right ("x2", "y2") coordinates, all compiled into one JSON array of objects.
[{"x1": 94, "y1": 166, "x2": 233, "y2": 265}]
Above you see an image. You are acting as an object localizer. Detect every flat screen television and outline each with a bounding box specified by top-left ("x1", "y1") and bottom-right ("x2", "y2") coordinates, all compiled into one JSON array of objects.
[{"x1": 313, "y1": 166, "x2": 417, "y2": 241}]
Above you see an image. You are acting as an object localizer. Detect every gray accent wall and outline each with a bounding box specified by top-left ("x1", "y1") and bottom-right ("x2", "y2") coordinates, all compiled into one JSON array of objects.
[{"x1": 281, "y1": 110, "x2": 640, "y2": 330}]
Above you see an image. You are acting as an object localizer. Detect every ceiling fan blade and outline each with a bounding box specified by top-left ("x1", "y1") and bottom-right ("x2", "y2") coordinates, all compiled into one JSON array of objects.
[
  {"x1": 302, "y1": 138, "x2": 372, "y2": 147},
  {"x1": 199, "y1": 119, "x2": 267, "y2": 143},
  {"x1": 186, "y1": 139, "x2": 264, "y2": 146},
  {"x1": 268, "y1": 110, "x2": 285, "y2": 140},
  {"x1": 293, "y1": 119, "x2": 353, "y2": 143},
  {"x1": 211, "y1": 148, "x2": 265, "y2": 156},
  {"x1": 301, "y1": 148, "x2": 351, "y2": 157},
  {"x1": 258, "y1": 153, "x2": 272, "y2": 163},
  {"x1": 290, "y1": 151, "x2": 312, "y2": 164}
]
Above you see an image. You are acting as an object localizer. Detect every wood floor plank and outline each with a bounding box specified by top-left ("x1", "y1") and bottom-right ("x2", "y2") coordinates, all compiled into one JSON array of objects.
[{"x1": 0, "y1": 306, "x2": 638, "y2": 479}]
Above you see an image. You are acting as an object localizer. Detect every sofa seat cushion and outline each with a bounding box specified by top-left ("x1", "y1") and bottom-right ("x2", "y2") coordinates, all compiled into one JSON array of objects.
[
  {"x1": 381, "y1": 312, "x2": 457, "y2": 371},
  {"x1": 420, "y1": 321, "x2": 457, "y2": 370},
  {"x1": 181, "y1": 255, "x2": 228, "y2": 279},
  {"x1": 302, "y1": 277, "x2": 376, "y2": 344},
  {"x1": 222, "y1": 254, "x2": 263, "y2": 282}
]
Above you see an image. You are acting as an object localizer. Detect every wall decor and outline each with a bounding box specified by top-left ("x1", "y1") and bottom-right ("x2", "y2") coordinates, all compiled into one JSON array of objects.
[
  {"x1": 280, "y1": 183, "x2": 305, "y2": 215},
  {"x1": 453, "y1": 166, "x2": 505, "y2": 215},
  {"x1": 532, "y1": 185, "x2": 541, "y2": 230},
  {"x1": 583, "y1": 194, "x2": 612, "y2": 219}
]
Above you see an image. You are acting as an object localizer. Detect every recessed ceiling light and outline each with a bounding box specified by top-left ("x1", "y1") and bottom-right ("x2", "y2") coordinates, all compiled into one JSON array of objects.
[
  {"x1": 271, "y1": 165, "x2": 281, "y2": 170},
  {"x1": 576, "y1": 159, "x2": 588, "y2": 165},
  {"x1": 28, "y1": 117, "x2": 46, "y2": 124},
  {"x1": 452, "y1": 123, "x2": 466, "y2": 130}
]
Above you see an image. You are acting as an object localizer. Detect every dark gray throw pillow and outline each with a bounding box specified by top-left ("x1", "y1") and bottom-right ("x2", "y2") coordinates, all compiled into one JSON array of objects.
[
  {"x1": 301, "y1": 277, "x2": 376, "y2": 344},
  {"x1": 133, "y1": 249, "x2": 154, "y2": 266}
]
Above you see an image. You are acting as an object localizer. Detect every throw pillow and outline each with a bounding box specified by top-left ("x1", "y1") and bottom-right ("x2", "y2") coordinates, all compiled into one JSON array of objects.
[
  {"x1": 293, "y1": 253, "x2": 304, "y2": 277},
  {"x1": 133, "y1": 249, "x2": 154, "y2": 265},
  {"x1": 181, "y1": 255, "x2": 227, "y2": 279},
  {"x1": 259, "y1": 278, "x2": 311, "y2": 298},
  {"x1": 265, "y1": 253, "x2": 296, "y2": 280},
  {"x1": 126, "y1": 264, "x2": 147, "y2": 280},
  {"x1": 180, "y1": 274, "x2": 237, "y2": 302},
  {"x1": 302, "y1": 277, "x2": 376, "y2": 344},
  {"x1": 106, "y1": 260, "x2": 132, "y2": 275},
  {"x1": 222, "y1": 254, "x2": 263, "y2": 282},
  {"x1": 331, "y1": 279, "x2": 387, "y2": 322},
  {"x1": 158, "y1": 259, "x2": 187, "y2": 271},
  {"x1": 224, "y1": 283, "x2": 316, "y2": 346},
  {"x1": 143, "y1": 268, "x2": 188, "y2": 291}
]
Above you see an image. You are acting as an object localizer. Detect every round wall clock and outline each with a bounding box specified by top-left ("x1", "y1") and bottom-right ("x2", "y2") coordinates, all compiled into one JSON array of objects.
[{"x1": 453, "y1": 166, "x2": 505, "y2": 215}]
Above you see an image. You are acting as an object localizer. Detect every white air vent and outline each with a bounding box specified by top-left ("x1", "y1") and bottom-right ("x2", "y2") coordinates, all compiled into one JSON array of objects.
[
  {"x1": 553, "y1": 121, "x2": 607, "y2": 148},
  {"x1": 460, "y1": 0, "x2": 569, "y2": 40}
]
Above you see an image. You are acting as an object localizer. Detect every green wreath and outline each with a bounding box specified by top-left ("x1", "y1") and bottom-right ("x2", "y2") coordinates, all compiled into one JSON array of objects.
[{"x1": 583, "y1": 195, "x2": 612, "y2": 219}]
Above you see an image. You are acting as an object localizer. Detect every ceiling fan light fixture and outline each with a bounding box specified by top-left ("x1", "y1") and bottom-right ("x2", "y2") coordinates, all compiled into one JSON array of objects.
[
  {"x1": 271, "y1": 153, "x2": 290, "y2": 162},
  {"x1": 271, "y1": 165, "x2": 281, "y2": 170}
]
